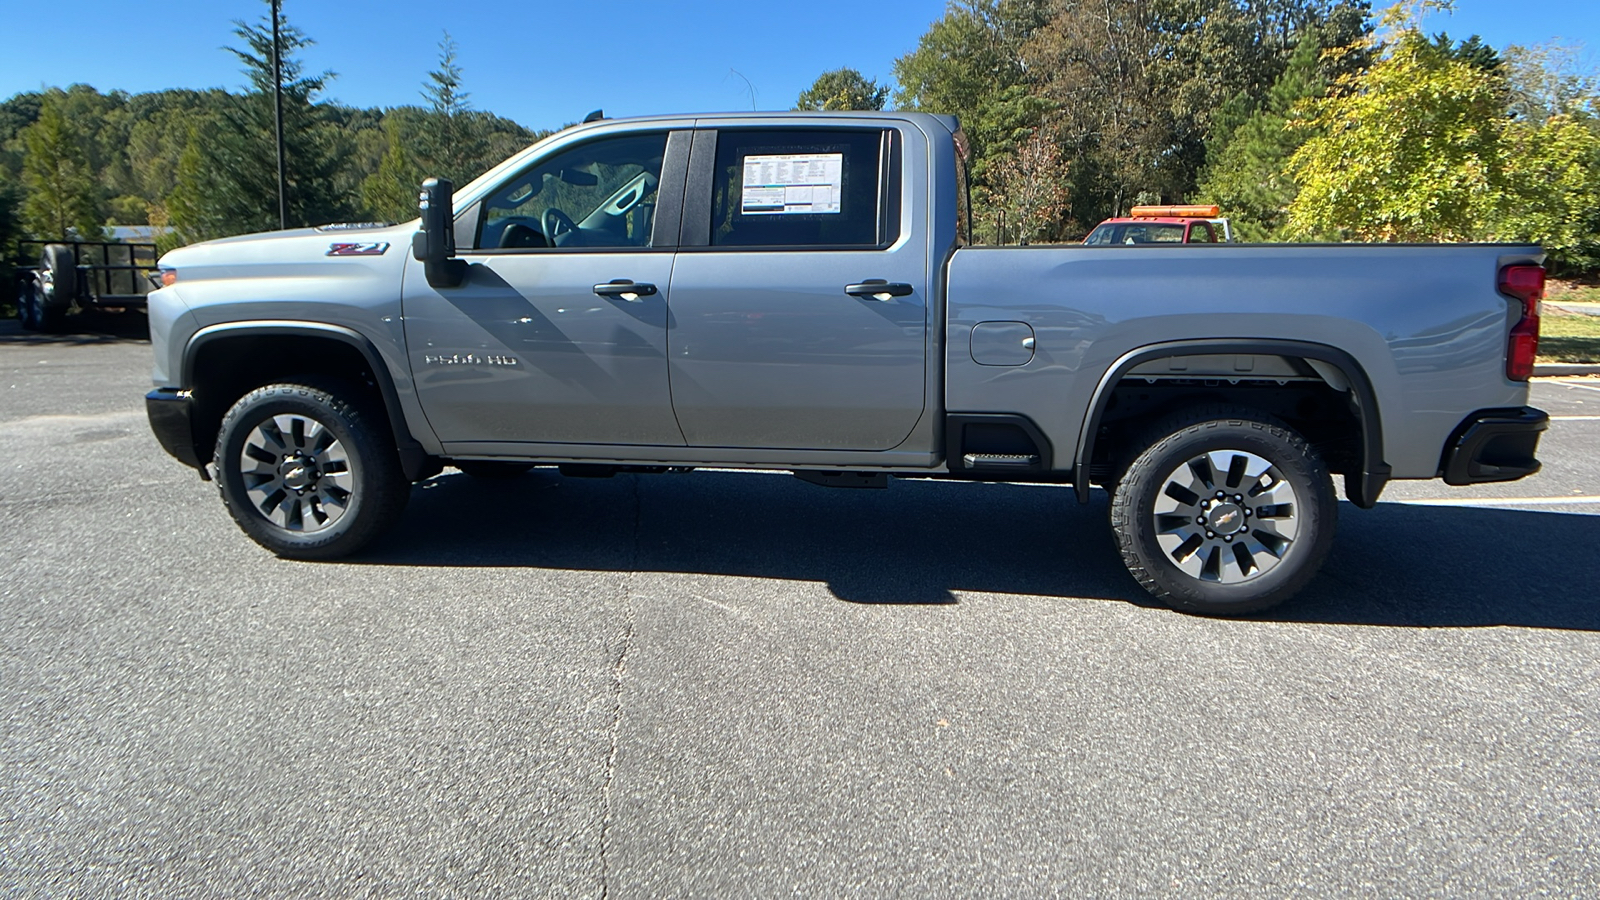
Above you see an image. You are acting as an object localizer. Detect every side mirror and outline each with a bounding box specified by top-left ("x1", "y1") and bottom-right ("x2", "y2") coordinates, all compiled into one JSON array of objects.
[{"x1": 412, "y1": 177, "x2": 467, "y2": 288}]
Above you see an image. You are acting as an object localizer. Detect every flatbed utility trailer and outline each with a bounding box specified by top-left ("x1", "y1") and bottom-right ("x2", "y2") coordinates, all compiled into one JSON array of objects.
[{"x1": 13, "y1": 239, "x2": 159, "y2": 332}]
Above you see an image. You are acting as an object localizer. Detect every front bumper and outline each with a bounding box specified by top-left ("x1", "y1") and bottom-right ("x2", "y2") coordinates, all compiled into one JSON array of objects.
[
  {"x1": 146, "y1": 388, "x2": 205, "y2": 472},
  {"x1": 1440, "y1": 407, "x2": 1548, "y2": 486}
]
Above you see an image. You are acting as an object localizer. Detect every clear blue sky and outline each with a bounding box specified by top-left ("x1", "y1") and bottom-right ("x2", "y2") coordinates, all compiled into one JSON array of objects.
[{"x1": 1, "y1": 0, "x2": 1596, "y2": 133}]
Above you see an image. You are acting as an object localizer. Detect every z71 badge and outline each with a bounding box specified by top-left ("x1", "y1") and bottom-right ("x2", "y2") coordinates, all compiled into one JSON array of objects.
[{"x1": 326, "y1": 242, "x2": 390, "y2": 257}]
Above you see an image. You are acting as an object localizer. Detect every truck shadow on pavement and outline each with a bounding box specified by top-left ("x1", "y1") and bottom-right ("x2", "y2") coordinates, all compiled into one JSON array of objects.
[
  {"x1": 359, "y1": 469, "x2": 1600, "y2": 631},
  {"x1": 0, "y1": 315, "x2": 150, "y2": 344}
]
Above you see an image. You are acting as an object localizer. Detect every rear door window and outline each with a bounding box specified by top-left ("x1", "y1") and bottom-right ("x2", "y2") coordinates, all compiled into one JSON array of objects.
[{"x1": 707, "y1": 129, "x2": 896, "y2": 249}]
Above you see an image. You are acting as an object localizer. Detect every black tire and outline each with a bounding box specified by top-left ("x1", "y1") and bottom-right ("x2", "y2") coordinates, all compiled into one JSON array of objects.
[
  {"x1": 453, "y1": 460, "x2": 535, "y2": 479},
  {"x1": 214, "y1": 379, "x2": 410, "y2": 560},
  {"x1": 36, "y1": 245, "x2": 75, "y2": 333},
  {"x1": 1110, "y1": 405, "x2": 1337, "y2": 615}
]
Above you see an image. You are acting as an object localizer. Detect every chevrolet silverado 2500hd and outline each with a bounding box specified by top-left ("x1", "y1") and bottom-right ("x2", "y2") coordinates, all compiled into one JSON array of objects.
[{"x1": 144, "y1": 111, "x2": 1549, "y2": 614}]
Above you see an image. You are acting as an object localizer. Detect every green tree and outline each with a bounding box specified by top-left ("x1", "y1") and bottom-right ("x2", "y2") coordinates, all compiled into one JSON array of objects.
[
  {"x1": 1430, "y1": 32, "x2": 1501, "y2": 73},
  {"x1": 166, "y1": 124, "x2": 231, "y2": 249},
  {"x1": 894, "y1": 0, "x2": 1051, "y2": 165},
  {"x1": 794, "y1": 68, "x2": 889, "y2": 111},
  {"x1": 1286, "y1": 7, "x2": 1507, "y2": 241},
  {"x1": 0, "y1": 174, "x2": 23, "y2": 307},
  {"x1": 1496, "y1": 113, "x2": 1600, "y2": 270},
  {"x1": 169, "y1": 1, "x2": 354, "y2": 242},
  {"x1": 361, "y1": 112, "x2": 427, "y2": 223},
  {"x1": 418, "y1": 31, "x2": 488, "y2": 186},
  {"x1": 893, "y1": 0, "x2": 1053, "y2": 235},
  {"x1": 1197, "y1": 34, "x2": 1327, "y2": 240},
  {"x1": 18, "y1": 90, "x2": 105, "y2": 240},
  {"x1": 1020, "y1": 0, "x2": 1370, "y2": 232}
]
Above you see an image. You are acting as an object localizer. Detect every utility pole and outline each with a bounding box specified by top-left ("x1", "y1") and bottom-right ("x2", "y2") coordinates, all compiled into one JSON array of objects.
[{"x1": 271, "y1": 0, "x2": 287, "y2": 230}]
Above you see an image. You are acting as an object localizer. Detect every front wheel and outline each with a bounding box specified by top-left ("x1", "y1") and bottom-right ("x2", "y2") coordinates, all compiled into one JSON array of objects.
[
  {"x1": 1110, "y1": 407, "x2": 1337, "y2": 615},
  {"x1": 214, "y1": 380, "x2": 409, "y2": 559}
]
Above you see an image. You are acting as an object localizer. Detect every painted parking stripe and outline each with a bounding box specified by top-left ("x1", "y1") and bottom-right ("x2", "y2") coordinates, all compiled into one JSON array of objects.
[
  {"x1": 1554, "y1": 381, "x2": 1600, "y2": 394},
  {"x1": 1551, "y1": 415, "x2": 1600, "y2": 420},
  {"x1": 1392, "y1": 495, "x2": 1600, "y2": 508}
]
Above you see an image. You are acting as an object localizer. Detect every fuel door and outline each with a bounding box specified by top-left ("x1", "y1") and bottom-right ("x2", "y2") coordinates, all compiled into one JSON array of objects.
[{"x1": 970, "y1": 321, "x2": 1035, "y2": 366}]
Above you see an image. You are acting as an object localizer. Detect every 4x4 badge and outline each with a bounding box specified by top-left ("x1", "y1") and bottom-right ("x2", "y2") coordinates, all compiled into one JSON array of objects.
[{"x1": 327, "y1": 242, "x2": 390, "y2": 256}]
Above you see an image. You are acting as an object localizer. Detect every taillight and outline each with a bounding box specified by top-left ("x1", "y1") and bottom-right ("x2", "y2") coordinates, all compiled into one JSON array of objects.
[{"x1": 1499, "y1": 264, "x2": 1543, "y2": 381}]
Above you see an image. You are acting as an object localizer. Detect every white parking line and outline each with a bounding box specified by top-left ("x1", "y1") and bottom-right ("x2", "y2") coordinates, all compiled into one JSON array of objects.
[
  {"x1": 1393, "y1": 495, "x2": 1600, "y2": 508},
  {"x1": 1554, "y1": 381, "x2": 1600, "y2": 394},
  {"x1": 1551, "y1": 415, "x2": 1600, "y2": 420}
]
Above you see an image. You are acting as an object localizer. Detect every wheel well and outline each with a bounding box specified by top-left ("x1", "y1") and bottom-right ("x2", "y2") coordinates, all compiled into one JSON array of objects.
[
  {"x1": 1089, "y1": 367, "x2": 1365, "y2": 488},
  {"x1": 188, "y1": 334, "x2": 388, "y2": 467}
]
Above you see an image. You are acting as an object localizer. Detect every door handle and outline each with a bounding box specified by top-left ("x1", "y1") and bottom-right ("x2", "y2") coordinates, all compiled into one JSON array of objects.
[
  {"x1": 844, "y1": 280, "x2": 914, "y2": 300},
  {"x1": 593, "y1": 279, "x2": 658, "y2": 301}
]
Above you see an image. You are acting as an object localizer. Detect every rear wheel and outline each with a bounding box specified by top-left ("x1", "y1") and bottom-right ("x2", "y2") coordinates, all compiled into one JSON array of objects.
[
  {"x1": 1111, "y1": 406, "x2": 1337, "y2": 615},
  {"x1": 214, "y1": 379, "x2": 409, "y2": 559}
]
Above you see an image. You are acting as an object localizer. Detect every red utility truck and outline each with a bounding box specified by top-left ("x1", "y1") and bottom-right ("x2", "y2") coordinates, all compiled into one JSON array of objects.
[{"x1": 1084, "y1": 205, "x2": 1232, "y2": 245}]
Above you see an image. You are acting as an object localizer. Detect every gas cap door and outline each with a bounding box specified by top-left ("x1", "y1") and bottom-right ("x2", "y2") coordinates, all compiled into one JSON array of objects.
[{"x1": 970, "y1": 321, "x2": 1036, "y2": 366}]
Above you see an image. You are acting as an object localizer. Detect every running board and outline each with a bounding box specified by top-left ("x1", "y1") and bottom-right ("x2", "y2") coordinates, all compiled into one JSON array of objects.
[{"x1": 961, "y1": 453, "x2": 1040, "y2": 471}]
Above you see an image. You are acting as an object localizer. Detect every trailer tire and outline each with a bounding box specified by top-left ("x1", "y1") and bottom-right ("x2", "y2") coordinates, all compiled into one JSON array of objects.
[{"x1": 35, "y1": 245, "x2": 76, "y2": 333}]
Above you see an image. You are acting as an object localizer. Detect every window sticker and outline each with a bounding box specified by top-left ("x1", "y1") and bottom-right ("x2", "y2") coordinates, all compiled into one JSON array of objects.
[{"x1": 740, "y1": 153, "x2": 843, "y2": 215}]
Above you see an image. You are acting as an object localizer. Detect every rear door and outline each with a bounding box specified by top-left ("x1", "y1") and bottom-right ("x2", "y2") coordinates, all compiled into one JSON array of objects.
[{"x1": 664, "y1": 125, "x2": 928, "y2": 450}]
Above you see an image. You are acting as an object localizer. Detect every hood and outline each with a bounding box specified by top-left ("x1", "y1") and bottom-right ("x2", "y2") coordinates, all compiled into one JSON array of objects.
[{"x1": 159, "y1": 220, "x2": 419, "y2": 270}]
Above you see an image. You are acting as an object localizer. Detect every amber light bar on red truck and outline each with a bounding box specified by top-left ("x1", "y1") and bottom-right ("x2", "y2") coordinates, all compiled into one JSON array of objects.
[
  {"x1": 1128, "y1": 205, "x2": 1220, "y2": 219},
  {"x1": 1499, "y1": 265, "x2": 1544, "y2": 381}
]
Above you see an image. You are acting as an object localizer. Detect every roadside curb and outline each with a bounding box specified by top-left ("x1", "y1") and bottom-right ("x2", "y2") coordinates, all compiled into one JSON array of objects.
[
  {"x1": 1534, "y1": 363, "x2": 1600, "y2": 377},
  {"x1": 1546, "y1": 301, "x2": 1600, "y2": 316}
]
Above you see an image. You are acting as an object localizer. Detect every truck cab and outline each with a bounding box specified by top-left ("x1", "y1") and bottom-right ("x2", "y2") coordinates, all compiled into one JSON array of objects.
[{"x1": 1084, "y1": 205, "x2": 1231, "y2": 245}]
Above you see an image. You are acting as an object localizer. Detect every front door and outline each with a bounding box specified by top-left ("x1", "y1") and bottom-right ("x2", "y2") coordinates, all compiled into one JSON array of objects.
[
  {"x1": 405, "y1": 130, "x2": 687, "y2": 447},
  {"x1": 665, "y1": 126, "x2": 928, "y2": 451}
]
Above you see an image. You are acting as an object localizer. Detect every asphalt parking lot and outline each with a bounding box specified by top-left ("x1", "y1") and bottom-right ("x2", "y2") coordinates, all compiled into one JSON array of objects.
[{"x1": 2, "y1": 319, "x2": 1596, "y2": 897}]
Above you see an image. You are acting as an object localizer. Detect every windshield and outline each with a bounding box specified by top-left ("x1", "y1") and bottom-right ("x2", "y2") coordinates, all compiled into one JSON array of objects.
[{"x1": 1084, "y1": 222, "x2": 1188, "y2": 245}]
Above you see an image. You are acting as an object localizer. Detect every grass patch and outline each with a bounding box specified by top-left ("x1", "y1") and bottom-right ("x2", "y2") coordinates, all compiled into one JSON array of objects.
[
  {"x1": 1548, "y1": 279, "x2": 1600, "y2": 304},
  {"x1": 1540, "y1": 311, "x2": 1600, "y2": 363}
]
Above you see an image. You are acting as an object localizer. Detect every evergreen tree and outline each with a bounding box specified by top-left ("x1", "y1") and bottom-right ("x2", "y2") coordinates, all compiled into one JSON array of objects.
[
  {"x1": 169, "y1": 0, "x2": 354, "y2": 242},
  {"x1": 794, "y1": 68, "x2": 889, "y2": 111},
  {"x1": 18, "y1": 90, "x2": 104, "y2": 240},
  {"x1": 419, "y1": 32, "x2": 488, "y2": 186},
  {"x1": 1197, "y1": 35, "x2": 1327, "y2": 240},
  {"x1": 361, "y1": 113, "x2": 427, "y2": 223}
]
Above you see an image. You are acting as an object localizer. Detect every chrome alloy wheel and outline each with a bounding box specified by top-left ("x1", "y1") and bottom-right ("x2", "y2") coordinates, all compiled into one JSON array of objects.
[
  {"x1": 1151, "y1": 449, "x2": 1299, "y2": 584},
  {"x1": 238, "y1": 414, "x2": 354, "y2": 532}
]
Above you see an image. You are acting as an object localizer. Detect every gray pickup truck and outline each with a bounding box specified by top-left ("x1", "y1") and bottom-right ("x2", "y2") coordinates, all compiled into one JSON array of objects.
[{"x1": 144, "y1": 111, "x2": 1549, "y2": 614}]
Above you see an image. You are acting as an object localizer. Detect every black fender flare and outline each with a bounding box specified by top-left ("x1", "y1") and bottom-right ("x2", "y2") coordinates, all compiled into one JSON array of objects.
[
  {"x1": 1072, "y1": 339, "x2": 1390, "y2": 508},
  {"x1": 182, "y1": 321, "x2": 433, "y2": 480}
]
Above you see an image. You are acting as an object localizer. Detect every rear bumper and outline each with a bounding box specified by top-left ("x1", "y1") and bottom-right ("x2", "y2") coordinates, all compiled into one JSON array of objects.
[
  {"x1": 146, "y1": 388, "x2": 204, "y2": 471},
  {"x1": 1440, "y1": 407, "x2": 1548, "y2": 486}
]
